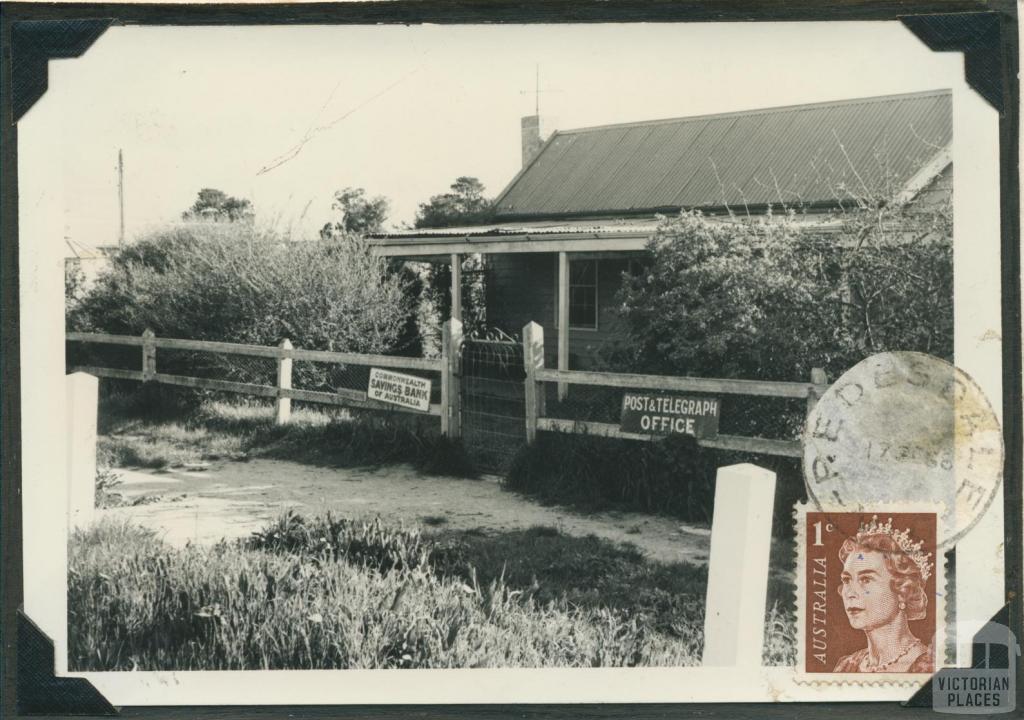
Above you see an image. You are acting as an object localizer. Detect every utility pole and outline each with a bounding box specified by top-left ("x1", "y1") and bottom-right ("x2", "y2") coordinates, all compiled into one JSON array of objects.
[{"x1": 117, "y1": 149, "x2": 125, "y2": 247}]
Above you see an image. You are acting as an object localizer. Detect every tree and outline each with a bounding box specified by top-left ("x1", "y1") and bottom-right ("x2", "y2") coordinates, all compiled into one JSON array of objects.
[
  {"x1": 414, "y1": 176, "x2": 494, "y2": 229},
  {"x1": 321, "y1": 187, "x2": 390, "y2": 238},
  {"x1": 64, "y1": 259, "x2": 86, "y2": 311},
  {"x1": 819, "y1": 195, "x2": 953, "y2": 361},
  {"x1": 182, "y1": 188, "x2": 254, "y2": 222}
]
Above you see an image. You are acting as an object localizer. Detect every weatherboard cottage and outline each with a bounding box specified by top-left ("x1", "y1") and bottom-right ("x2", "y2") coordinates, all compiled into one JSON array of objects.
[{"x1": 371, "y1": 89, "x2": 953, "y2": 383}]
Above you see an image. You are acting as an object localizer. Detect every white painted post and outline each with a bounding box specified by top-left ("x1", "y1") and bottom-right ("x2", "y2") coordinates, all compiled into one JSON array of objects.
[
  {"x1": 522, "y1": 321, "x2": 546, "y2": 443},
  {"x1": 66, "y1": 372, "x2": 99, "y2": 530},
  {"x1": 441, "y1": 319, "x2": 463, "y2": 438},
  {"x1": 702, "y1": 463, "x2": 777, "y2": 667},
  {"x1": 441, "y1": 322, "x2": 450, "y2": 437},
  {"x1": 807, "y1": 367, "x2": 827, "y2": 415},
  {"x1": 450, "y1": 253, "x2": 463, "y2": 323},
  {"x1": 557, "y1": 251, "x2": 569, "y2": 401},
  {"x1": 141, "y1": 328, "x2": 156, "y2": 381},
  {"x1": 276, "y1": 338, "x2": 293, "y2": 425}
]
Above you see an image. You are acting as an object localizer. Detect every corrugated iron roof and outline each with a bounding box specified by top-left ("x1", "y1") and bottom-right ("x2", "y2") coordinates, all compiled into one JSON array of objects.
[
  {"x1": 369, "y1": 212, "x2": 851, "y2": 242},
  {"x1": 494, "y1": 89, "x2": 952, "y2": 220}
]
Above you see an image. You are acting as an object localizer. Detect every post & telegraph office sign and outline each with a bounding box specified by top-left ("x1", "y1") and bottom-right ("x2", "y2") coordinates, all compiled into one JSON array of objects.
[{"x1": 620, "y1": 392, "x2": 721, "y2": 438}]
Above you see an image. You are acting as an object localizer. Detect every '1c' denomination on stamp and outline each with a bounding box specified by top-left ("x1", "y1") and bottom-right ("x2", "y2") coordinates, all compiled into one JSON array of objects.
[
  {"x1": 802, "y1": 352, "x2": 1002, "y2": 548},
  {"x1": 796, "y1": 504, "x2": 945, "y2": 684}
]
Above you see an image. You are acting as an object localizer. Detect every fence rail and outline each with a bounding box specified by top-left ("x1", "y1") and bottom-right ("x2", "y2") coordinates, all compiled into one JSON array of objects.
[
  {"x1": 68, "y1": 322, "x2": 827, "y2": 463},
  {"x1": 66, "y1": 331, "x2": 441, "y2": 372},
  {"x1": 67, "y1": 328, "x2": 452, "y2": 424},
  {"x1": 523, "y1": 322, "x2": 827, "y2": 458},
  {"x1": 534, "y1": 367, "x2": 827, "y2": 400}
]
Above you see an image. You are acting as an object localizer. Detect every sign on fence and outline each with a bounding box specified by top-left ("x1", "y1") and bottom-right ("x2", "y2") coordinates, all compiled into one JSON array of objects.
[
  {"x1": 368, "y1": 367, "x2": 432, "y2": 412},
  {"x1": 620, "y1": 392, "x2": 720, "y2": 438}
]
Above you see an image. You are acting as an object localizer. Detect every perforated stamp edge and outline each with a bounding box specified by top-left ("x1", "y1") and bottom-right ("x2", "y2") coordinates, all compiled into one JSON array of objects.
[{"x1": 792, "y1": 501, "x2": 948, "y2": 687}]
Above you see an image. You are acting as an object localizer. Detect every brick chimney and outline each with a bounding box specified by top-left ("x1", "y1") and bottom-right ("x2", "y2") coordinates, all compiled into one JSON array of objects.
[{"x1": 521, "y1": 115, "x2": 545, "y2": 168}]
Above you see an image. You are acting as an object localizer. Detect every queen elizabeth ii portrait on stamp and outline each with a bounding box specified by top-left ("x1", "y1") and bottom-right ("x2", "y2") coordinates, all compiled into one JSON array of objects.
[
  {"x1": 832, "y1": 516, "x2": 935, "y2": 673},
  {"x1": 798, "y1": 506, "x2": 944, "y2": 681}
]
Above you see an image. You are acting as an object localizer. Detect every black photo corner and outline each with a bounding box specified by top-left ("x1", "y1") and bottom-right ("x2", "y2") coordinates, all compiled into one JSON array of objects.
[{"x1": 1, "y1": 2, "x2": 1020, "y2": 718}]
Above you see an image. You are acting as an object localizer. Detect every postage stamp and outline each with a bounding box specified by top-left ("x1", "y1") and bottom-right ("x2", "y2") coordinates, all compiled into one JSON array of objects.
[
  {"x1": 802, "y1": 352, "x2": 1002, "y2": 549},
  {"x1": 795, "y1": 503, "x2": 946, "y2": 684}
]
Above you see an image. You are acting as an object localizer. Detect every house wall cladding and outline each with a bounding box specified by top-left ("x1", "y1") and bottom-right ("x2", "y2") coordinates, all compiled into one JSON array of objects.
[
  {"x1": 486, "y1": 252, "x2": 631, "y2": 369},
  {"x1": 909, "y1": 164, "x2": 953, "y2": 214}
]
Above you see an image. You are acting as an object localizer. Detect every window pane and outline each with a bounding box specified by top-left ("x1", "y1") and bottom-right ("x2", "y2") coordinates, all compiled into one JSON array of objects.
[
  {"x1": 571, "y1": 259, "x2": 596, "y2": 285},
  {"x1": 570, "y1": 302, "x2": 592, "y2": 328},
  {"x1": 568, "y1": 259, "x2": 598, "y2": 329}
]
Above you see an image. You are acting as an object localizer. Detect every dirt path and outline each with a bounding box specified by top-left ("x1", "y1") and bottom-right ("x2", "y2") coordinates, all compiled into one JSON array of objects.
[{"x1": 100, "y1": 459, "x2": 711, "y2": 565}]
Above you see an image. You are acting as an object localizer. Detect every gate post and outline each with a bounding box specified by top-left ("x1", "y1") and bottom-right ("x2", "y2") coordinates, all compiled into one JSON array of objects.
[
  {"x1": 141, "y1": 328, "x2": 156, "y2": 381},
  {"x1": 702, "y1": 463, "x2": 776, "y2": 667},
  {"x1": 450, "y1": 254, "x2": 463, "y2": 323},
  {"x1": 522, "y1": 322, "x2": 546, "y2": 443},
  {"x1": 276, "y1": 339, "x2": 293, "y2": 425},
  {"x1": 441, "y1": 319, "x2": 463, "y2": 438},
  {"x1": 66, "y1": 372, "x2": 99, "y2": 530},
  {"x1": 806, "y1": 367, "x2": 828, "y2": 416}
]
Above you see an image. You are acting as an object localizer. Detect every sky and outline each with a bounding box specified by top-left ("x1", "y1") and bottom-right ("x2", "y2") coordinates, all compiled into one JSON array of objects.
[{"x1": 31, "y1": 21, "x2": 966, "y2": 248}]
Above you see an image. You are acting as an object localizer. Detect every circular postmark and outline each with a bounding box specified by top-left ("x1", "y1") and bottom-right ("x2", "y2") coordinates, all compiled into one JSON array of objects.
[{"x1": 802, "y1": 352, "x2": 1002, "y2": 549}]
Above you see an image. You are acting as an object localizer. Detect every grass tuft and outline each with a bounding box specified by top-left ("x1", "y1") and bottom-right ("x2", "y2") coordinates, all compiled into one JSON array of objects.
[
  {"x1": 69, "y1": 513, "x2": 797, "y2": 670},
  {"x1": 70, "y1": 516, "x2": 705, "y2": 670},
  {"x1": 96, "y1": 389, "x2": 476, "y2": 478}
]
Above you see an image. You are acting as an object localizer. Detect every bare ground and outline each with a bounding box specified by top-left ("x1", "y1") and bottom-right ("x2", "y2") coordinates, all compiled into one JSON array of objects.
[{"x1": 100, "y1": 458, "x2": 711, "y2": 565}]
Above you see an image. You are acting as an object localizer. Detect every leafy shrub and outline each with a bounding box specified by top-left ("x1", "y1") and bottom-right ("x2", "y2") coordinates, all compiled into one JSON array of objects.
[
  {"x1": 251, "y1": 414, "x2": 477, "y2": 477},
  {"x1": 604, "y1": 199, "x2": 952, "y2": 447},
  {"x1": 97, "y1": 382, "x2": 205, "y2": 432},
  {"x1": 504, "y1": 427, "x2": 806, "y2": 533},
  {"x1": 505, "y1": 432, "x2": 718, "y2": 523},
  {"x1": 613, "y1": 200, "x2": 953, "y2": 384},
  {"x1": 67, "y1": 223, "x2": 412, "y2": 387}
]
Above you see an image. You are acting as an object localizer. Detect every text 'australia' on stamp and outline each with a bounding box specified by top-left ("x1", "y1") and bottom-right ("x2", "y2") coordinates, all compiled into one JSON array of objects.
[
  {"x1": 796, "y1": 504, "x2": 945, "y2": 683},
  {"x1": 802, "y1": 352, "x2": 1001, "y2": 548}
]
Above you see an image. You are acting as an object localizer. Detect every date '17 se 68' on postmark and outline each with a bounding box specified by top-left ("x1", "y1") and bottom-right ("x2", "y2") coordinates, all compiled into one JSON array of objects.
[
  {"x1": 796, "y1": 506, "x2": 945, "y2": 683},
  {"x1": 802, "y1": 352, "x2": 1002, "y2": 549}
]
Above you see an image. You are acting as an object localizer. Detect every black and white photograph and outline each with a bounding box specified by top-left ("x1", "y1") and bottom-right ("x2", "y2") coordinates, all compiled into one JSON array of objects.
[{"x1": 9, "y1": 11, "x2": 1014, "y2": 707}]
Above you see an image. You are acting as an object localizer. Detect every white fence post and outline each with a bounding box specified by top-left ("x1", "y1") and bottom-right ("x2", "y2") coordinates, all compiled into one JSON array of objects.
[
  {"x1": 807, "y1": 366, "x2": 827, "y2": 415},
  {"x1": 450, "y1": 253, "x2": 463, "y2": 323},
  {"x1": 276, "y1": 338, "x2": 293, "y2": 425},
  {"x1": 702, "y1": 463, "x2": 777, "y2": 667},
  {"x1": 522, "y1": 321, "x2": 546, "y2": 443},
  {"x1": 141, "y1": 328, "x2": 156, "y2": 381},
  {"x1": 66, "y1": 372, "x2": 99, "y2": 530},
  {"x1": 441, "y1": 319, "x2": 463, "y2": 438}
]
